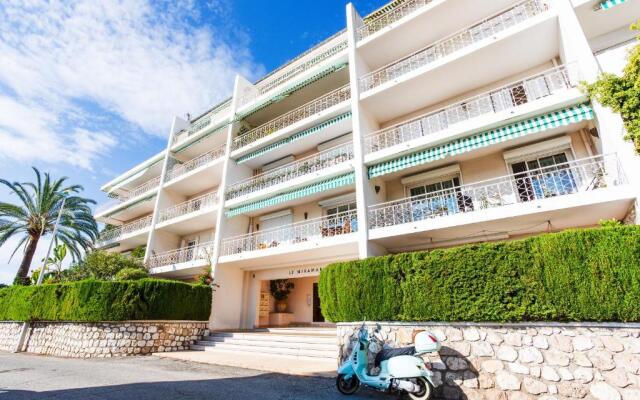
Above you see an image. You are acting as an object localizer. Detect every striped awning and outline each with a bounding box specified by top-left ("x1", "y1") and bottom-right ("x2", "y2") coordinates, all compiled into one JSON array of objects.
[
  {"x1": 236, "y1": 112, "x2": 352, "y2": 164},
  {"x1": 226, "y1": 172, "x2": 355, "y2": 217},
  {"x1": 368, "y1": 103, "x2": 594, "y2": 178},
  {"x1": 173, "y1": 122, "x2": 230, "y2": 154},
  {"x1": 599, "y1": 0, "x2": 627, "y2": 9}
]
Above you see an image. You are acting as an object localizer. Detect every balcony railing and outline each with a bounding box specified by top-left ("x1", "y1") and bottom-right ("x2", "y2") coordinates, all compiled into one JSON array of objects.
[
  {"x1": 97, "y1": 215, "x2": 153, "y2": 247},
  {"x1": 173, "y1": 102, "x2": 231, "y2": 145},
  {"x1": 221, "y1": 209, "x2": 358, "y2": 256},
  {"x1": 226, "y1": 143, "x2": 354, "y2": 201},
  {"x1": 232, "y1": 84, "x2": 351, "y2": 151},
  {"x1": 368, "y1": 154, "x2": 626, "y2": 229},
  {"x1": 237, "y1": 40, "x2": 349, "y2": 107},
  {"x1": 158, "y1": 192, "x2": 218, "y2": 223},
  {"x1": 364, "y1": 64, "x2": 579, "y2": 154},
  {"x1": 165, "y1": 144, "x2": 226, "y2": 183},
  {"x1": 359, "y1": 0, "x2": 546, "y2": 92},
  {"x1": 358, "y1": 0, "x2": 435, "y2": 41},
  {"x1": 108, "y1": 176, "x2": 160, "y2": 202},
  {"x1": 146, "y1": 241, "x2": 215, "y2": 270}
]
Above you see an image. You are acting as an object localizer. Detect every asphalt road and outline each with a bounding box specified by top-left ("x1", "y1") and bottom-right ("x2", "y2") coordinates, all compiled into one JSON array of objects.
[{"x1": 0, "y1": 352, "x2": 389, "y2": 400}]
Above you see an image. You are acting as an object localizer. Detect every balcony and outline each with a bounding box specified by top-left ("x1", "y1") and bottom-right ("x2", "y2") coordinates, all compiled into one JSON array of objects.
[
  {"x1": 364, "y1": 64, "x2": 580, "y2": 157},
  {"x1": 107, "y1": 176, "x2": 160, "y2": 202},
  {"x1": 172, "y1": 101, "x2": 231, "y2": 147},
  {"x1": 232, "y1": 85, "x2": 351, "y2": 154},
  {"x1": 359, "y1": 0, "x2": 546, "y2": 93},
  {"x1": 368, "y1": 154, "x2": 634, "y2": 249},
  {"x1": 219, "y1": 210, "x2": 359, "y2": 268},
  {"x1": 146, "y1": 241, "x2": 215, "y2": 276},
  {"x1": 358, "y1": 0, "x2": 435, "y2": 42},
  {"x1": 96, "y1": 215, "x2": 152, "y2": 248},
  {"x1": 226, "y1": 143, "x2": 354, "y2": 203},
  {"x1": 156, "y1": 192, "x2": 219, "y2": 234}
]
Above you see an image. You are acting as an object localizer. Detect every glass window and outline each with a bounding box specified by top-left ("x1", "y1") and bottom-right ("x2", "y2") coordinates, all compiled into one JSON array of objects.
[
  {"x1": 407, "y1": 177, "x2": 461, "y2": 222},
  {"x1": 511, "y1": 152, "x2": 576, "y2": 202}
]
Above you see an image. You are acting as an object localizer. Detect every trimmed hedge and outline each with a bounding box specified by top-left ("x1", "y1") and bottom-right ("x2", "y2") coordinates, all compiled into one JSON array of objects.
[
  {"x1": 0, "y1": 279, "x2": 212, "y2": 322},
  {"x1": 319, "y1": 226, "x2": 640, "y2": 322}
]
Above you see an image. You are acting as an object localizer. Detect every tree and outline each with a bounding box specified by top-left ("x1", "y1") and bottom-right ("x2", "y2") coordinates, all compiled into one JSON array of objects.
[
  {"x1": 0, "y1": 168, "x2": 98, "y2": 284},
  {"x1": 584, "y1": 22, "x2": 640, "y2": 153},
  {"x1": 64, "y1": 250, "x2": 145, "y2": 281}
]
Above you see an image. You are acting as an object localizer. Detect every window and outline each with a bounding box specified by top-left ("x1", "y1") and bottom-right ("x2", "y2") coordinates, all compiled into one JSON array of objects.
[
  {"x1": 511, "y1": 152, "x2": 577, "y2": 202},
  {"x1": 323, "y1": 202, "x2": 357, "y2": 236},
  {"x1": 407, "y1": 177, "x2": 465, "y2": 221},
  {"x1": 325, "y1": 202, "x2": 357, "y2": 216}
]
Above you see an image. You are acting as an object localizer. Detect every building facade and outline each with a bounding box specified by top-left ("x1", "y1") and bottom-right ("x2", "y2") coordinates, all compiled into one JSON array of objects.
[{"x1": 95, "y1": 0, "x2": 640, "y2": 330}]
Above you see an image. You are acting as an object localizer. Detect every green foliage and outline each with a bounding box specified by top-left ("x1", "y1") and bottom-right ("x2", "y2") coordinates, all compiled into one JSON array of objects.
[
  {"x1": 319, "y1": 226, "x2": 640, "y2": 323},
  {"x1": 584, "y1": 22, "x2": 640, "y2": 152},
  {"x1": 129, "y1": 246, "x2": 146, "y2": 259},
  {"x1": 0, "y1": 279, "x2": 212, "y2": 321},
  {"x1": 114, "y1": 268, "x2": 149, "y2": 281},
  {"x1": 599, "y1": 218, "x2": 622, "y2": 228},
  {"x1": 64, "y1": 251, "x2": 145, "y2": 281},
  {"x1": 270, "y1": 279, "x2": 295, "y2": 301}
]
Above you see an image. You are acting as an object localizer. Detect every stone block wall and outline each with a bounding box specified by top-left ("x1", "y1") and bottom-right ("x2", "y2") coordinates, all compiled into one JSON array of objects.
[
  {"x1": 0, "y1": 321, "x2": 207, "y2": 357},
  {"x1": 338, "y1": 322, "x2": 640, "y2": 400}
]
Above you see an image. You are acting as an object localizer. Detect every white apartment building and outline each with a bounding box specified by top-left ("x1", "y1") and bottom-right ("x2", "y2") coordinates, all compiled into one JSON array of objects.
[{"x1": 95, "y1": 0, "x2": 640, "y2": 330}]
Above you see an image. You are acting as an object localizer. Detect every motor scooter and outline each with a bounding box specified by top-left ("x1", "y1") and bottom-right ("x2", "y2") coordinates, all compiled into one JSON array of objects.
[{"x1": 336, "y1": 323, "x2": 441, "y2": 399}]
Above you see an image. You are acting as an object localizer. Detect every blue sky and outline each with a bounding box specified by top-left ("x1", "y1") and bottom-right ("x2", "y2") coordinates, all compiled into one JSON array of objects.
[{"x1": 0, "y1": 0, "x2": 388, "y2": 283}]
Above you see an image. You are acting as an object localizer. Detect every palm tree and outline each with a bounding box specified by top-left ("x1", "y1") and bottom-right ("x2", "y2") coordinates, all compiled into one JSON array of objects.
[{"x1": 0, "y1": 168, "x2": 98, "y2": 284}]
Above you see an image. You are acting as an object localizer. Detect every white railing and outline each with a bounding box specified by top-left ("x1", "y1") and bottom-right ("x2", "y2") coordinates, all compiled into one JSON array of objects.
[
  {"x1": 359, "y1": 0, "x2": 546, "y2": 92},
  {"x1": 358, "y1": 0, "x2": 435, "y2": 41},
  {"x1": 108, "y1": 176, "x2": 160, "y2": 202},
  {"x1": 368, "y1": 154, "x2": 626, "y2": 229},
  {"x1": 233, "y1": 84, "x2": 351, "y2": 151},
  {"x1": 158, "y1": 192, "x2": 218, "y2": 223},
  {"x1": 97, "y1": 215, "x2": 153, "y2": 247},
  {"x1": 165, "y1": 144, "x2": 226, "y2": 182},
  {"x1": 146, "y1": 241, "x2": 215, "y2": 270},
  {"x1": 173, "y1": 103, "x2": 231, "y2": 145},
  {"x1": 237, "y1": 40, "x2": 349, "y2": 107},
  {"x1": 364, "y1": 64, "x2": 579, "y2": 154},
  {"x1": 221, "y1": 209, "x2": 358, "y2": 256},
  {"x1": 226, "y1": 143, "x2": 354, "y2": 200}
]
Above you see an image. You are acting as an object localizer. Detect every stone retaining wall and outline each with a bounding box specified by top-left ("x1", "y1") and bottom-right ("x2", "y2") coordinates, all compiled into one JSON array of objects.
[
  {"x1": 338, "y1": 322, "x2": 640, "y2": 400},
  {"x1": 0, "y1": 321, "x2": 207, "y2": 357}
]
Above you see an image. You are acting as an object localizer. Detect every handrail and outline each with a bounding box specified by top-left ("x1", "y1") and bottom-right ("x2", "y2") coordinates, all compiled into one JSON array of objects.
[
  {"x1": 173, "y1": 103, "x2": 231, "y2": 145},
  {"x1": 368, "y1": 154, "x2": 625, "y2": 229},
  {"x1": 165, "y1": 144, "x2": 226, "y2": 182},
  {"x1": 97, "y1": 215, "x2": 153, "y2": 246},
  {"x1": 232, "y1": 84, "x2": 351, "y2": 151},
  {"x1": 158, "y1": 192, "x2": 218, "y2": 223},
  {"x1": 146, "y1": 241, "x2": 215, "y2": 269},
  {"x1": 359, "y1": 0, "x2": 546, "y2": 92},
  {"x1": 108, "y1": 176, "x2": 160, "y2": 202},
  {"x1": 357, "y1": 0, "x2": 435, "y2": 41},
  {"x1": 364, "y1": 64, "x2": 579, "y2": 154},
  {"x1": 226, "y1": 143, "x2": 354, "y2": 200},
  {"x1": 221, "y1": 209, "x2": 358, "y2": 256}
]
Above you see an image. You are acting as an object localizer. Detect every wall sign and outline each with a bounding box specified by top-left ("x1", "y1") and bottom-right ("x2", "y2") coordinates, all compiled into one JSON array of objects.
[{"x1": 288, "y1": 266, "x2": 325, "y2": 277}]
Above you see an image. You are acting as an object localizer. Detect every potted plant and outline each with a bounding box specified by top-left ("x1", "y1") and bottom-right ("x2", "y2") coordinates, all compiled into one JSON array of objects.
[{"x1": 270, "y1": 279, "x2": 294, "y2": 313}]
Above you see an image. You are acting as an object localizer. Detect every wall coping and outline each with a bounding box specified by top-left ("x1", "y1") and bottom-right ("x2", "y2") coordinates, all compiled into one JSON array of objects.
[
  {"x1": 0, "y1": 320, "x2": 208, "y2": 324},
  {"x1": 337, "y1": 321, "x2": 640, "y2": 329}
]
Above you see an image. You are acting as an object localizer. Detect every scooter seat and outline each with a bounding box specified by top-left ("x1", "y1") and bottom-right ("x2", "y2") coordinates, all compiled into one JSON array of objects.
[{"x1": 374, "y1": 346, "x2": 416, "y2": 367}]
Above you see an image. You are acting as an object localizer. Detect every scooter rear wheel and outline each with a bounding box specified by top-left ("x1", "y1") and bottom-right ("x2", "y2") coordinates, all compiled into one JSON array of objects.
[
  {"x1": 336, "y1": 374, "x2": 360, "y2": 395},
  {"x1": 407, "y1": 377, "x2": 433, "y2": 400}
]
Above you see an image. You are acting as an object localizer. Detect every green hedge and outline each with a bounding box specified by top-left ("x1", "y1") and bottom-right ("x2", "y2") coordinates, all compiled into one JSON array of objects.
[
  {"x1": 0, "y1": 279, "x2": 212, "y2": 322},
  {"x1": 319, "y1": 226, "x2": 640, "y2": 322}
]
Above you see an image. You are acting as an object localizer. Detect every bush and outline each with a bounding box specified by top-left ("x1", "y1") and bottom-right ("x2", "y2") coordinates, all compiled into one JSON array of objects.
[
  {"x1": 0, "y1": 279, "x2": 212, "y2": 321},
  {"x1": 63, "y1": 251, "x2": 145, "y2": 281},
  {"x1": 319, "y1": 226, "x2": 640, "y2": 323},
  {"x1": 114, "y1": 268, "x2": 149, "y2": 281}
]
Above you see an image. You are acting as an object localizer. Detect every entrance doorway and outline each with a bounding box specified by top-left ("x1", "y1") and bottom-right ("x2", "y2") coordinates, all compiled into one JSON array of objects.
[{"x1": 313, "y1": 283, "x2": 324, "y2": 322}]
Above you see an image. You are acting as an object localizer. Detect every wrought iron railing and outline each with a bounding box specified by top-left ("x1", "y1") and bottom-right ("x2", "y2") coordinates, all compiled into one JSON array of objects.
[
  {"x1": 364, "y1": 64, "x2": 579, "y2": 154},
  {"x1": 108, "y1": 176, "x2": 160, "y2": 202},
  {"x1": 146, "y1": 241, "x2": 215, "y2": 269},
  {"x1": 165, "y1": 145, "x2": 226, "y2": 183},
  {"x1": 232, "y1": 84, "x2": 351, "y2": 151},
  {"x1": 221, "y1": 209, "x2": 358, "y2": 256},
  {"x1": 172, "y1": 102, "x2": 231, "y2": 145},
  {"x1": 97, "y1": 215, "x2": 153, "y2": 247},
  {"x1": 358, "y1": 0, "x2": 435, "y2": 41},
  {"x1": 226, "y1": 143, "x2": 354, "y2": 200},
  {"x1": 368, "y1": 154, "x2": 625, "y2": 229},
  {"x1": 237, "y1": 40, "x2": 349, "y2": 107},
  {"x1": 359, "y1": 0, "x2": 546, "y2": 92},
  {"x1": 158, "y1": 192, "x2": 218, "y2": 223}
]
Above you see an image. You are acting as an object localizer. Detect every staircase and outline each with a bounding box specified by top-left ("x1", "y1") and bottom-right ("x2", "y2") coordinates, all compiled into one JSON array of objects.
[{"x1": 192, "y1": 327, "x2": 338, "y2": 362}]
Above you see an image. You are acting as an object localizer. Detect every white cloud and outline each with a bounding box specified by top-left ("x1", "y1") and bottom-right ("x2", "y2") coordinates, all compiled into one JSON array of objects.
[{"x1": 0, "y1": 0, "x2": 262, "y2": 170}]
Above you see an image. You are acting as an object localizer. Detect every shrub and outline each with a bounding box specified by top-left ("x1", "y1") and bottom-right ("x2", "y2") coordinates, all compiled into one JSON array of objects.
[
  {"x1": 0, "y1": 279, "x2": 212, "y2": 321},
  {"x1": 114, "y1": 268, "x2": 149, "y2": 281},
  {"x1": 63, "y1": 251, "x2": 145, "y2": 281},
  {"x1": 319, "y1": 226, "x2": 640, "y2": 322}
]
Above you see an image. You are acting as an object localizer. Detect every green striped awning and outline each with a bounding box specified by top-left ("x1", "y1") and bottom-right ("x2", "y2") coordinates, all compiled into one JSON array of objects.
[
  {"x1": 101, "y1": 194, "x2": 156, "y2": 218},
  {"x1": 368, "y1": 103, "x2": 594, "y2": 178},
  {"x1": 599, "y1": 0, "x2": 627, "y2": 9},
  {"x1": 226, "y1": 172, "x2": 355, "y2": 217},
  {"x1": 173, "y1": 122, "x2": 230, "y2": 154},
  {"x1": 236, "y1": 112, "x2": 352, "y2": 163}
]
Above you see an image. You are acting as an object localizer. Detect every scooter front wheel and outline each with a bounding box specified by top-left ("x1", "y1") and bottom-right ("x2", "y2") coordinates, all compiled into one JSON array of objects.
[
  {"x1": 407, "y1": 377, "x2": 434, "y2": 400},
  {"x1": 336, "y1": 374, "x2": 360, "y2": 395}
]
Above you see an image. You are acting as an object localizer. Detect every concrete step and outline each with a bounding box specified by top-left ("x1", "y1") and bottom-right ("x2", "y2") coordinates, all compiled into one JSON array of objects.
[
  {"x1": 204, "y1": 332, "x2": 337, "y2": 344},
  {"x1": 191, "y1": 342, "x2": 337, "y2": 360},
  {"x1": 200, "y1": 337, "x2": 337, "y2": 351},
  {"x1": 259, "y1": 327, "x2": 337, "y2": 336}
]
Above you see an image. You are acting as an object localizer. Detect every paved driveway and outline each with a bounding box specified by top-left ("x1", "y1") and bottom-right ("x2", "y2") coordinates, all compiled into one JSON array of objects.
[{"x1": 0, "y1": 352, "x2": 388, "y2": 400}]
